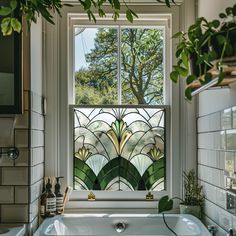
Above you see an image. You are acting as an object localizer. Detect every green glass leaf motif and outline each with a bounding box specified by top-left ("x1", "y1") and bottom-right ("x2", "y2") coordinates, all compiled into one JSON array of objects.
[
  {"x1": 75, "y1": 146, "x2": 92, "y2": 161},
  {"x1": 107, "y1": 119, "x2": 132, "y2": 155},
  {"x1": 148, "y1": 146, "x2": 163, "y2": 161}
]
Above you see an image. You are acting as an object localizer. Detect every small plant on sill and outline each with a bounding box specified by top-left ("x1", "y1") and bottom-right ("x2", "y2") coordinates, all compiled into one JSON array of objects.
[
  {"x1": 0, "y1": 0, "x2": 176, "y2": 36},
  {"x1": 158, "y1": 170, "x2": 204, "y2": 235},
  {"x1": 159, "y1": 170, "x2": 204, "y2": 216},
  {"x1": 170, "y1": 3, "x2": 236, "y2": 101}
]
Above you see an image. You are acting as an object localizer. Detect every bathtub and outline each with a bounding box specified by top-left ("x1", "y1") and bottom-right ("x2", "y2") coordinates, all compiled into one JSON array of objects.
[{"x1": 34, "y1": 213, "x2": 211, "y2": 236}]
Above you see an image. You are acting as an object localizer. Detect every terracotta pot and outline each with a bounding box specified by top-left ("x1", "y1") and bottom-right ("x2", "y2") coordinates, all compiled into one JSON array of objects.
[{"x1": 179, "y1": 204, "x2": 201, "y2": 219}]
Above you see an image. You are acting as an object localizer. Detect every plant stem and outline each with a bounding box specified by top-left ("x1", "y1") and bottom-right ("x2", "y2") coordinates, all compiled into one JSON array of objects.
[{"x1": 162, "y1": 213, "x2": 178, "y2": 236}]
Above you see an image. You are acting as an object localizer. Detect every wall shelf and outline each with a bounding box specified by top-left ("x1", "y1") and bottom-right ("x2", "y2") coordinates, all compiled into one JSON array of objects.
[{"x1": 189, "y1": 59, "x2": 236, "y2": 96}]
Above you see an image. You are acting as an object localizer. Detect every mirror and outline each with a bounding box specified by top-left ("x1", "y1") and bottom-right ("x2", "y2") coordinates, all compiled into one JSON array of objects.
[{"x1": 0, "y1": 1, "x2": 22, "y2": 114}]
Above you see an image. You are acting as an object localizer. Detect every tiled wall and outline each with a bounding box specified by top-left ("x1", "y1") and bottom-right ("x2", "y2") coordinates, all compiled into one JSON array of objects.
[
  {"x1": 197, "y1": 88, "x2": 236, "y2": 235},
  {"x1": 0, "y1": 20, "x2": 44, "y2": 235}
]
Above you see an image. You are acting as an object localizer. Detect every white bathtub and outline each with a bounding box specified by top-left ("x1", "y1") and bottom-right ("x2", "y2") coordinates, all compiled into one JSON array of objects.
[{"x1": 34, "y1": 213, "x2": 211, "y2": 236}]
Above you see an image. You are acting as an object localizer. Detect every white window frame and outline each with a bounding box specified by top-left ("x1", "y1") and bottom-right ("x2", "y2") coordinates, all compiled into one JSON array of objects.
[
  {"x1": 68, "y1": 14, "x2": 171, "y2": 200},
  {"x1": 44, "y1": 3, "x2": 187, "y2": 209}
]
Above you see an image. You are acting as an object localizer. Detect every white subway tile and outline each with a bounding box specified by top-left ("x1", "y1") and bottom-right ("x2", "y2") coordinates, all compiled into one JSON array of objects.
[
  {"x1": 31, "y1": 112, "x2": 44, "y2": 130},
  {"x1": 31, "y1": 147, "x2": 44, "y2": 166},
  {"x1": 224, "y1": 152, "x2": 235, "y2": 173},
  {"x1": 31, "y1": 130, "x2": 44, "y2": 148},
  {"x1": 15, "y1": 186, "x2": 29, "y2": 204},
  {"x1": 226, "y1": 129, "x2": 236, "y2": 150},
  {"x1": 1, "y1": 205, "x2": 28, "y2": 223},
  {"x1": 15, "y1": 148, "x2": 29, "y2": 166},
  {"x1": 204, "y1": 200, "x2": 218, "y2": 223},
  {"x1": 216, "y1": 188, "x2": 226, "y2": 209},
  {"x1": 221, "y1": 108, "x2": 232, "y2": 130},
  {"x1": 30, "y1": 180, "x2": 43, "y2": 203},
  {"x1": 0, "y1": 118, "x2": 14, "y2": 147},
  {"x1": 218, "y1": 208, "x2": 233, "y2": 231},
  {"x1": 15, "y1": 129, "x2": 29, "y2": 148},
  {"x1": 0, "y1": 186, "x2": 14, "y2": 203},
  {"x1": 31, "y1": 92, "x2": 42, "y2": 114},
  {"x1": 219, "y1": 151, "x2": 226, "y2": 170},
  {"x1": 0, "y1": 155, "x2": 14, "y2": 166},
  {"x1": 31, "y1": 163, "x2": 44, "y2": 185},
  {"x1": 29, "y1": 199, "x2": 39, "y2": 222},
  {"x1": 201, "y1": 181, "x2": 216, "y2": 204},
  {"x1": 2, "y1": 167, "x2": 28, "y2": 185},
  {"x1": 233, "y1": 107, "x2": 236, "y2": 129},
  {"x1": 28, "y1": 216, "x2": 38, "y2": 235},
  {"x1": 15, "y1": 112, "x2": 29, "y2": 128}
]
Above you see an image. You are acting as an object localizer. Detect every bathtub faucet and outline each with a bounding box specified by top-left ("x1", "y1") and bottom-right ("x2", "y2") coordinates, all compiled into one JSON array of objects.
[
  {"x1": 207, "y1": 225, "x2": 217, "y2": 236},
  {"x1": 227, "y1": 229, "x2": 235, "y2": 236},
  {"x1": 114, "y1": 222, "x2": 126, "y2": 233}
]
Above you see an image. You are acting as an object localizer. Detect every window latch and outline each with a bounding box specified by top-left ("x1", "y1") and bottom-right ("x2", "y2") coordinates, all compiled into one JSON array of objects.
[
  {"x1": 88, "y1": 191, "x2": 96, "y2": 201},
  {"x1": 146, "y1": 192, "x2": 154, "y2": 200}
]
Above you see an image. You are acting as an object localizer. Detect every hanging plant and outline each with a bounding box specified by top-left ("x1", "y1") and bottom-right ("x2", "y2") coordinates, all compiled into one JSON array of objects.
[
  {"x1": 171, "y1": 3, "x2": 236, "y2": 100},
  {"x1": 0, "y1": 0, "x2": 176, "y2": 36}
]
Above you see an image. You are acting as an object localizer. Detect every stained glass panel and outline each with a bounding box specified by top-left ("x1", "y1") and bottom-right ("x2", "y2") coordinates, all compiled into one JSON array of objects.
[{"x1": 74, "y1": 107, "x2": 165, "y2": 191}]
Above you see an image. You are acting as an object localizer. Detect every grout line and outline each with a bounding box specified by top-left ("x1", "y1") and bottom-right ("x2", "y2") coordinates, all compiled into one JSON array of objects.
[
  {"x1": 198, "y1": 178, "x2": 225, "y2": 191},
  {"x1": 198, "y1": 163, "x2": 223, "y2": 171}
]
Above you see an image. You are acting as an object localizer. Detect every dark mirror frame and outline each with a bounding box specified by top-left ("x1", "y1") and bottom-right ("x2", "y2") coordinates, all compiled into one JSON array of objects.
[{"x1": 0, "y1": 7, "x2": 23, "y2": 114}]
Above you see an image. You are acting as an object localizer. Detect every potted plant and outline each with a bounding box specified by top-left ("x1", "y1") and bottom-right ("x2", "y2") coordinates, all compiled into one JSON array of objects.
[
  {"x1": 158, "y1": 169, "x2": 204, "y2": 219},
  {"x1": 170, "y1": 3, "x2": 236, "y2": 101}
]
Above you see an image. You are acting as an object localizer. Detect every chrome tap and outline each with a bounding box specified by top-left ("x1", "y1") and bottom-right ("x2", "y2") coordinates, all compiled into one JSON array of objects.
[
  {"x1": 207, "y1": 225, "x2": 217, "y2": 236},
  {"x1": 227, "y1": 229, "x2": 234, "y2": 236},
  {"x1": 114, "y1": 222, "x2": 126, "y2": 233}
]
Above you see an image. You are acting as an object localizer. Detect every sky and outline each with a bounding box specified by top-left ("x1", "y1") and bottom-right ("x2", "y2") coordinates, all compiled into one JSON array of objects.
[{"x1": 74, "y1": 28, "x2": 98, "y2": 71}]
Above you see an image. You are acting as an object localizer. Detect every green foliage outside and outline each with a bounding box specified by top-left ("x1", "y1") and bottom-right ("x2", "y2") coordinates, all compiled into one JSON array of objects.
[{"x1": 75, "y1": 28, "x2": 164, "y2": 105}]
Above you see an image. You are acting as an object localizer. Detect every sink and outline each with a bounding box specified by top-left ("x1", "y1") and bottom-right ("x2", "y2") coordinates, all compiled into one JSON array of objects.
[{"x1": 0, "y1": 225, "x2": 25, "y2": 236}]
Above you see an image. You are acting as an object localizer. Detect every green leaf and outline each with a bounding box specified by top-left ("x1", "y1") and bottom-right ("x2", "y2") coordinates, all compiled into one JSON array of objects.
[
  {"x1": 225, "y1": 7, "x2": 232, "y2": 15},
  {"x1": 11, "y1": 18, "x2": 21, "y2": 33},
  {"x1": 129, "y1": 9, "x2": 138, "y2": 19},
  {"x1": 181, "y1": 52, "x2": 189, "y2": 68},
  {"x1": 185, "y1": 87, "x2": 192, "y2": 101},
  {"x1": 0, "y1": 7, "x2": 13, "y2": 16},
  {"x1": 113, "y1": 0, "x2": 120, "y2": 10},
  {"x1": 204, "y1": 72, "x2": 212, "y2": 83},
  {"x1": 212, "y1": 20, "x2": 220, "y2": 29},
  {"x1": 10, "y1": 0, "x2": 17, "y2": 10},
  {"x1": 218, "y1": 72, "x2": 225, "y2": 84},
  {"x1": 1, "y1": 17, "x2": 12, "y2": 36},
  {"x1": 186, "y1": 75, "x2": 197, "y2": 85},
  {"x1": 158, "y1": 196, "x2": 173, "y2": 213},
  {"x1": 126, "y1": 9, "x2": 133, "y2": 23},
  {"x1": 170, "y1": 71, "x2": 179, "y2": 83},
  {"x1": 219, "y1": 13, "x2": 227, "y2": 18},
  {"x1": 98, "y1": 9, "x2": 105, "y2": 17},
  {"x1": 232, "y1": 4, "x2": 236, "y2": 16},
  {"x1": 173, "y1": 65, "x2": 188, "y2": 77},
  {"x1": 172, "y1": 31, "x2": 183, "y2": 39},
  {"x1": 84, "y1": 0, "x2": 92, "y2": 10},
  {"x1": 216, "y1": 35, "x2": 226, "y2": 45}
]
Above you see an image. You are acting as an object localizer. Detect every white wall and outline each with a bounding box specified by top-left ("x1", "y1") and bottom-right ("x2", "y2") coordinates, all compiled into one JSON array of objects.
[
  {"x1": 197, "y1": 1, "x2": 236, "y2": 235},
  {"x1": 198, "y1": 0, "x2": 235, "y2": 20}
]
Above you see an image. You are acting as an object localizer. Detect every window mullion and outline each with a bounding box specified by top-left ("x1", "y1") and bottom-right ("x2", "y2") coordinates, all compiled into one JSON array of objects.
[{"x1": 118, "y1": 26, "x2": 122, "y2": 105}]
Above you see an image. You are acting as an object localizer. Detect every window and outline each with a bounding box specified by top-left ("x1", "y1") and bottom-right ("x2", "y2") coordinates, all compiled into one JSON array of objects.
[
  {"x1": 45, "y1": 6, "x2": 183, "y2": 206},
  {"x1": 70, "y1": 15, "x2": 171, "y2": 195},
  {"x1": 74, "y1": 26, "x2": 164, "y2": 105},
  {"x1": 74, "y1": 107, "x2": 166, "y2": 191}
]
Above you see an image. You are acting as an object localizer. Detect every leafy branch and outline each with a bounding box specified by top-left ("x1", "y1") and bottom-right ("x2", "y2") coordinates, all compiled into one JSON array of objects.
[{"x1": 0, "y1": 0, "x2": 177, "y2": 36}]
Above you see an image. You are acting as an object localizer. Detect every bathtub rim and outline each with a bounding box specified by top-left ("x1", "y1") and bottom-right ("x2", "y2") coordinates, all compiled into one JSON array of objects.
[{"x1": 34, "y1": 213, "x2": 210, "y2": 236}]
